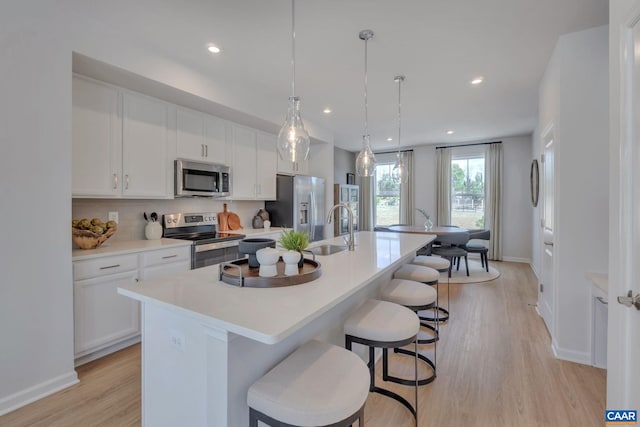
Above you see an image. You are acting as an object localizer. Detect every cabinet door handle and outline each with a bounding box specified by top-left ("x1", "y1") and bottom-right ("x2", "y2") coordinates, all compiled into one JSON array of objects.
[
  {"x1": 205, "y1": 145, "x2": 208, "y2": 157},
  {"x1": 113, "y1": 173, "x2": 118, "y2": 190},
  {"x1": 201, "y1": 144, "x2": 205, "y2": 157},
  {"x1": 162, "y1": 254, "x2": 178, "y2": 259},
  {"x1": 99, "y1": 264, "x2": 121, "y2": 270},
  {"x1": 125, "y1": 174, "x2": 130, "y2": 190}
]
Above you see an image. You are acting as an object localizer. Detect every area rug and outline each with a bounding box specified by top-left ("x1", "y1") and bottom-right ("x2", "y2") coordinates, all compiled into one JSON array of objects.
[{"x1": 439, "y1": 259, "x2": 500, "y2": 284}]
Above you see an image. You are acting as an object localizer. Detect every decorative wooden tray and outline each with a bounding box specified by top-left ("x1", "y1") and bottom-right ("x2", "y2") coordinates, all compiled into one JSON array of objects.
[{"x1": 218, "y1": 257, "x2": 322, "y2": 288}]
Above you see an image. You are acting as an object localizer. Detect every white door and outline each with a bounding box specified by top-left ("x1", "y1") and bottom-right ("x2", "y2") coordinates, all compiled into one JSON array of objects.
[
  {"x1": 539, "y1": 128, "x2": 555, "y2": 333},
  {"x1": 608, "y1": 2, "x2": 640, "y2": 411}
]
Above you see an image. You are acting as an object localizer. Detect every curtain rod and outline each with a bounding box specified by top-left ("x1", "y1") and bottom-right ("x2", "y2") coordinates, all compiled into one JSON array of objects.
[
  {"x1": 435, "y1": 141, "x2": 501, "y2": 149},
  {"x1": 374, "y1": 148, "x2": 414, "y2": 155}
]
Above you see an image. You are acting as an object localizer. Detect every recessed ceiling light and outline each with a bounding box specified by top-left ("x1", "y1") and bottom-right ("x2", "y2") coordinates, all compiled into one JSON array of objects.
[
  {"x1": 387, "y1": 137, "x2": 393, "y2": 141},
  {"x1": 470, "y1": 77, "x2": 484, "y2": 85},
  {"x1": 207, "y1": 44, "x2": 221, "y2": 54},
  {"x1": 323, "y1": 108, "x2": 332, "y2": 114},
  {"x1": 447, "y1": 130, "x2": 455, "y2": 135}
]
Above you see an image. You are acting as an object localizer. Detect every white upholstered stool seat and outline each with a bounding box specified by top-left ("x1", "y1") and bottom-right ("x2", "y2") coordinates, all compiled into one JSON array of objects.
[
  {"x1": 381, "y1": 278, "x2": 437, "y2": 307},
  {"x1": 345, "y1": 299, "x2": 420, "y2": 421},
  {"x1": 393, "y1": 264, "x2": 440, "y2": 284},
  {"x1": 345, "y1": 299, "x2": 420, "y2": 343},
  {"x1": 412, "y1": 255, "x2": 450, "y2": 273},
  {"x1": 395, "y1": 263, "x2": 449, "y2": 323},
  {"x1": 248, "y1": 340, "x2": 369, "y2": 427}
]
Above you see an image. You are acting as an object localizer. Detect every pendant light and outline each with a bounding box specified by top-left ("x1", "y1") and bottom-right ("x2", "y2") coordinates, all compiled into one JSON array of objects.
[
  {"x1": 392, "y1": 75, "x2": 408, "y2": 183},
  {"x1": 277, "y1": 0, "x2": 310, "y2": 163},
  {"x1": 355, "y1": 30, "x2": 376, "y2": 177}
]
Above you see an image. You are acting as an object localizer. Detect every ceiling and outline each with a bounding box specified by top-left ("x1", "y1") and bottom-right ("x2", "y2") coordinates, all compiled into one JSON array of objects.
[{"x1": 64, "y1": 0, "x2": 608, "y2": 152}]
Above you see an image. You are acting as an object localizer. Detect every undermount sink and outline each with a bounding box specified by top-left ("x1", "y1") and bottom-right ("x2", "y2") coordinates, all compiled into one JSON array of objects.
[{"x1": 307, "y1": 244, "x2": 348, "y2": 256}]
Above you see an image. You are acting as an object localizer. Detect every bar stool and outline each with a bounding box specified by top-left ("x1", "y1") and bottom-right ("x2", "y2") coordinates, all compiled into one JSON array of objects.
[
  {"x1": 393, "y1": 264, "x2": 449, "y2": 323},
  {"x1": 411, "y1": 255, "x2": 452, "y2": 320},
  {"x1": 380, "y1": 278, "x2": 438, "y2": 385},
  {"x1": 247, "y1": 340, "x2": 370, "y2": 427},
  {"x1": 345, "y1": 299, "x2": 420, "y2": 425}
]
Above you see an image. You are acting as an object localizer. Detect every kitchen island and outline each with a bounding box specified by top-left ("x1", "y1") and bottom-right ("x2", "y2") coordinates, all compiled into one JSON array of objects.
[{"x1": 118, "y1": 231, "x2": 433, "y2": 426}]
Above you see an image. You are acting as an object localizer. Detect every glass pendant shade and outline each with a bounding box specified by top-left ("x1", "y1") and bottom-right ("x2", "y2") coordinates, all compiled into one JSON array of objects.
[
  {"x1": 355, "y1": 135, "x2": 376, "y2": 177},
  {"x1": 277, "y1": 96, "x2": 310, "y2": 163},
  {"x1": 392, "y1": 152, "x2": 408, "y2": 183}
]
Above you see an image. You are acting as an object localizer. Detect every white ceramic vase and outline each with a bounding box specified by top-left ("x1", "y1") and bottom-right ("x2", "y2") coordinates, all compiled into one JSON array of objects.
[
  {"x1": 145, "y1": 221, "x2": 162, "y2": 240},
  {"x1": 282, "y1": 250, "x2": 301, "y2": 276}
]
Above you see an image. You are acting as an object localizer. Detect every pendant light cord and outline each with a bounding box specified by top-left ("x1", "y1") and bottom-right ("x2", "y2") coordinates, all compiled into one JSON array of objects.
[
  {"x1": 397, "y1": 77, "x2": 402, "y2": 153},
  {"x1": 291, "y1": 0, "x2": 296, "y2": 97},
  {"x1": 364, "y1": 36, "x2": 368, "y2": 136}
]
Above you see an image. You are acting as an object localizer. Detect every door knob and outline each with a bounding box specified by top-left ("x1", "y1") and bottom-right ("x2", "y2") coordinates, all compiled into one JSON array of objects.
[{"x1": 617, "y1": 290, "x2": 640, "y2": 310}]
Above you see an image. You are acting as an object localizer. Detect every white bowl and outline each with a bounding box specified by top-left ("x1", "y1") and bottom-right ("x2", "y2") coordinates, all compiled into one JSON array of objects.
[{"x1": 256, "y1": 247, "x2": 280, "y2": 266}]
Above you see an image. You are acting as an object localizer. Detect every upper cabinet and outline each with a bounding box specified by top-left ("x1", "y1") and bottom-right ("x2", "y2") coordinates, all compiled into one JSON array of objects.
[
  {"x1": 176, "y1": 107, "x2": 229, "y2": 165},
  {"x1": 231, "y1": 125, "x2": 277, "y2": 200},
  {"x1": 72, "y1": 76, "x2": 122, "y2": 197},
  {"x1": 122, "y1": 91, "x2": 171, "y2": 198},
  {"x1": 72, "y1": 75, "x2": 172, "y2": 199},
  {"x1": 277, "y1": 156, "x2": 308, "y2": 176}
]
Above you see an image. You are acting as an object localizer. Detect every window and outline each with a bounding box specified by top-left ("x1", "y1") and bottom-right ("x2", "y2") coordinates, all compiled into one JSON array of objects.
[
  {"x1": 374, "y1": 160, "x2": 400, "y2": 226},
  {"x1": 451, "y1": 150, "x2": 485, "y2": 229}
]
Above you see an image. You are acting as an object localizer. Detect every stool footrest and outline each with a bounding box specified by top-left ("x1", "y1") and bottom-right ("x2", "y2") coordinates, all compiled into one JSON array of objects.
[
  {"x1": 418, "y1": 321, "x2": 438, "y2": 344},
  {"x1": 371, "y1": 386, "x2": 417, "y2": 419},
  {"x1": 386, "y1": 347, "x2": 436, "y2": 386},
  {"x1": 420, "y1": 306, "x2": 450, "y2": 323}
]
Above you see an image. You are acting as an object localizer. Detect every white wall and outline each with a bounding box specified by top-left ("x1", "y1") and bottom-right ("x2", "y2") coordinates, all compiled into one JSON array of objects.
[
  {"x1": 0, "y1": 1, "x2": 336, "y2": 413},
  {"x1": 537, "y1": 25, "x2": 609, "y2": 364},
  {"x1": 412, "y1": 135, "x2": 534, "y2": 263}
]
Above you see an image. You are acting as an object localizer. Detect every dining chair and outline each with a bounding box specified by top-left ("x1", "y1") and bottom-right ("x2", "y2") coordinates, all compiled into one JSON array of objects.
[
  {"x1": 463, "y1": 229, "x2": 490, "y2": 272},
  {"x1": 431, "y1": 231, "x2": 470, "y2": 277}
]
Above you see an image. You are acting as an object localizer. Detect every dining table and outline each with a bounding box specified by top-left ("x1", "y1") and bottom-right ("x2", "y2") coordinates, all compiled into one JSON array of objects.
[{"x1": 386, "y1": 225, "x2": 469, "y2": 236}]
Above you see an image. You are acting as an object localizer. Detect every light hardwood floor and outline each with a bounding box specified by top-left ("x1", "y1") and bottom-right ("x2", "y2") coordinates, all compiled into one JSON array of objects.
[{"x1": 1, "y1": 261, "x2": 605, "y2": 427}]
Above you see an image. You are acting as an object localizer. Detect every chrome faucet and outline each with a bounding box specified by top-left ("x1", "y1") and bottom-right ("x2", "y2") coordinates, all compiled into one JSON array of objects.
[{"x1": 326, "y1": 203, "x2": 355, "y2": 251}]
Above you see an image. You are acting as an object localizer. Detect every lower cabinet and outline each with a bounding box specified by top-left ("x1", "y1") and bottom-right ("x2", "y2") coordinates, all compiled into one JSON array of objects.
[{"x1": 73, "y1": 245, "x2": 190, "y2": 365}]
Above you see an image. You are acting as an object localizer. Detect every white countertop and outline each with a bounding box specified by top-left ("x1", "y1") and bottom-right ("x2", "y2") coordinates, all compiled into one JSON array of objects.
[
  {"x1": 225, "y1": 227, "x2": 288, "y2": 237},
  {"x1": 118, "y1": 231, "x2": 433, "y2": 344},
  {"x1": 72, "y1": 238, "x2": 192, "y2": 261},
  {"x1": 587, "y1": 271, "x2": 608, "y2": 300}
]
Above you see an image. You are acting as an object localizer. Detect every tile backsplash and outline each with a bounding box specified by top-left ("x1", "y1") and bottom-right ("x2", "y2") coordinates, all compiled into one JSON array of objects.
[{"x1": 72, "y1": 198, "x2": 265, "y2": 242}]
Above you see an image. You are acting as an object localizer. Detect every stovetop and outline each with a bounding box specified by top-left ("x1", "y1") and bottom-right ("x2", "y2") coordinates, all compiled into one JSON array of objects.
[{"x1": 162, "y1": 212, "x2": 245, "y2": 244}]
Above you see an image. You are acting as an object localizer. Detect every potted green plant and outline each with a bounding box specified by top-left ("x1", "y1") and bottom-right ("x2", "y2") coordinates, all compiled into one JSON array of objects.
[
  {"x1": 416, "y1": 208, "x2": 433, "y2": 230},
  {"x1": 278, "y1": 230, "x2": 310, "y2": 267}
]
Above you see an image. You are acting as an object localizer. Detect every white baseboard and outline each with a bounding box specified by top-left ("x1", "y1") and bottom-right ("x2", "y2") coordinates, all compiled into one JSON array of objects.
[
  {"x1": 0, "y1": 371, "x2": 79, "y2": 416},
  {"x1": 551, "y1": 341, "x2": 591, "y2": 366},
  {"x1": 501, "y1": 256, "x2": 531, "y2": 263}
]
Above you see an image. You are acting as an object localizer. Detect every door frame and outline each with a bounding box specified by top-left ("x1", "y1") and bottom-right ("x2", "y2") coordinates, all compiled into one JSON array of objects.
[
  {"x1": 608, "y1": 1, "x2": 640, "y2": 409},
  {"x1": 538, "y1": 123, "x2": 556, "y2": 337}
]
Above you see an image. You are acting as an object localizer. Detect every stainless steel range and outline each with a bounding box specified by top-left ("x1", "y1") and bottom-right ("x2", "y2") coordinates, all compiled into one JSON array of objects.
[{"x1": 162, "y1": 212, "x2": 246, "y2": 269}]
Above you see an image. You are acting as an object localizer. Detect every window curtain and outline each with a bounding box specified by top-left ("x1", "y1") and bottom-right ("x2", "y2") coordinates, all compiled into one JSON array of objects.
[
  {"x1": 486, "y1": 143, "x2": 503, "y2": 260},
  {"x1": 399, "y1": 151, "x2": 414, "y2": 225},
  {"x1": 436, "y1": 148, "x2": 452, "y2": 226},
  {"x1": 359, "y1": 176, "x2": 375, "y2": 231}
]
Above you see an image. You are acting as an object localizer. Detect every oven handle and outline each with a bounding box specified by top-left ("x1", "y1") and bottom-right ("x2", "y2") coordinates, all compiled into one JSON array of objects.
[
  {"x1": 219, "y1": 262, "x2": 244, "y2": 287},
  {"x1": 195, "y1": 239, "x2": 241, "y2": 253}
]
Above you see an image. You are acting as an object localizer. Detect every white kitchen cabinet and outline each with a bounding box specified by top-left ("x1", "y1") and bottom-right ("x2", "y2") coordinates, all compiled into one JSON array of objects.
[
  {"x1": 73, "y1": 254, "x2": 140, "y2": 360},
  {"x1": 277, "y1": 156, "x2": 308, "y2": 175},
  {"x1": 72, "y1": 75, "x2": 172, "y2": 199},
  {"x1": 176, "y1": 107, "x2": 229, "y2": 165},
  {"x1": 122, "y1": 91, "x2": 171, "y2": 198},
  {"x1": 72, "y1": 245, "x2": 191, "y2": 365},
  {"x1": 72, "y1": 75, "x2": 122, "y2": 197},
  {"x1": 140, "y1": 246, "x2": 191, "y2": 280},
  {"x1": 231, "y1": 125, "x2": 277, "y2": 200}
]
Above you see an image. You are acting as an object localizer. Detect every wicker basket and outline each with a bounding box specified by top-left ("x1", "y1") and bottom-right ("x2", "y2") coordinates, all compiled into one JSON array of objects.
[{"x1": 72, "y1": 227, "x2": 116, "y2": 249}]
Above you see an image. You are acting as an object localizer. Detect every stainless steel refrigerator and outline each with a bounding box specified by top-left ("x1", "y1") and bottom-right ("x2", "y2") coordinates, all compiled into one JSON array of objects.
[{"x1": 265, "y1": 175, "x2": 325, "y2": 242}]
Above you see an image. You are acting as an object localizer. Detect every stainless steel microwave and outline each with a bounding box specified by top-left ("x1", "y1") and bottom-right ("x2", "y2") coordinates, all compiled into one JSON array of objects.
[{"x1": 175, "y1": 159, "x2": 230, "y2": 198}]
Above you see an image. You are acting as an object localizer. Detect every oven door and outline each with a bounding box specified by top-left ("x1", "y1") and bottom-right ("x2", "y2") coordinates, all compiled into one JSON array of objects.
[{"x1": 192, "y1": 240, "x2": 241, "y2": 269}]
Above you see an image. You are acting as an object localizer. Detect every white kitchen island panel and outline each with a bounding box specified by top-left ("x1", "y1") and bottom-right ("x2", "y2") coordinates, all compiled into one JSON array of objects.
[{"x1": 119, "y1": 231, "x2": 433, "y2": 426}]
